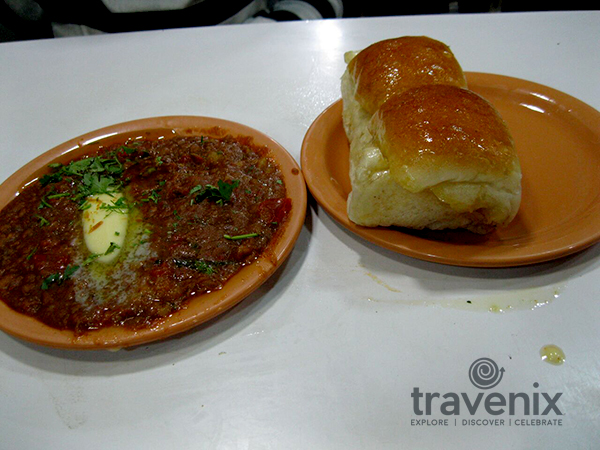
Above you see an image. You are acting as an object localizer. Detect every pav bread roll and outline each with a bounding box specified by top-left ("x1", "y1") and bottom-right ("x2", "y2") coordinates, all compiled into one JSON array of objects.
[
  {"x1": 344, "y1": 36, "x2": 468, "y2": 117},
  {"x1": 341, "y1": 36, "x2": 521, "y2": 234}
]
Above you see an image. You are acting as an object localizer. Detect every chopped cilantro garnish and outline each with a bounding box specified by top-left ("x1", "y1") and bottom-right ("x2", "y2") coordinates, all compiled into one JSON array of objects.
[
  {"x1": 77, "y1": 172, "x2": 121, "y2": 200},
  {"x1": 173, "y1": 258, "x2": 216, "y2": 275},
  {"x1": 39, "y1": 171, "x2": 63, "y2": 187},
  {"x1": 223, "y1": 233, "x2": 259, "y2": 240},
  {"x1": 40, "y1": 264, "x2": 79, "y2": 290},
  {"x1": 26, "y1": 246, "x2": 38, "y2": 261},
  {"x1": 118, "y1": 145, "x2": 137, "y2": 155},
  {"x1": 190, "y1": 179, "x2": 239, "y2": 205},
  {"x1": 81, "y1": 242, "x2": 121, "y2": 266},
  {"x1": 39, "y1": 188, "x2": 68, "y2": 209},
  {"x1": 141, "y1": 189, "x2": 160, "y2": 204},
  {"x1": 82, "y1": 253, "x2": 101, "y2": 266},
  {"x1": 192, "y1": 260, "x2": 214, "y2": 274},
  {"x1": 189, "y1": 185, "x2": 203, "y2": 195},
  {"x1": 47, "y1": 192, "x2": 71, "y2": 199},
  {"x1": 39, "y1": 154, "x2": 125, "y2": 204},
  {"x1": 38, "y1": 196, "x2": 52, "y2": 209},
  {"x1": 35, "y1": 214, "x2": 50, "y2": 227},
  {"x1": 99, "y1": 196, "x2": 130, "y2": 214},
  {"x1": 105, "y1": 242, "x2": 121, "y2": 255}
]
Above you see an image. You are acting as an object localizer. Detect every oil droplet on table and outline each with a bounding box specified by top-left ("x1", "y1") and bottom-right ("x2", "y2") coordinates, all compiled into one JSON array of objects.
[
  {"x1": 540, "y1": 345, "x2": 565, "y2": 365},
  {"x1": 463, "y1": 286, "x2": 563, "y2": 313}
]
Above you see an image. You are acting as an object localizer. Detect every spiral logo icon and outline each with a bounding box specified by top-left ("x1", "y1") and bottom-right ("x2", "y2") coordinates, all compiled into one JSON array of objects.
[{"x1": 469, "y1": 358, "x2": 505, "y2": 390}]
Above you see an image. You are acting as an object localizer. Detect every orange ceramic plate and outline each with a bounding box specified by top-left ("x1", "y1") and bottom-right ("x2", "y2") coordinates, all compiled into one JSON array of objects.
[
  {"x1": 0, "y1": 116, "x2": 307, "y2": 349},
  {"x1": 301, "y1": 72, "x2": 600, "y2": 267}
]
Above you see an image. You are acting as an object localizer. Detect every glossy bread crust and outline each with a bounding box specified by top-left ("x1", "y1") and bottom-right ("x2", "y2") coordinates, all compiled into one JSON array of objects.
[
  {"x1": 347, "y1": 36, "x2": 468, "y2": 115},
  {"x1": 372, "y1": 84, "x2": 519, "y2": 192}
]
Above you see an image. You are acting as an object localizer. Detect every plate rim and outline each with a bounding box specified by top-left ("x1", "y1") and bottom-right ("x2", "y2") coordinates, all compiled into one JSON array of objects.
[
  {"x1": 301, "y1": 72, "x2": 600, "y2": 268},
  {"x1": 0, "y1": 115, "x2": 307, "y2": 349}
]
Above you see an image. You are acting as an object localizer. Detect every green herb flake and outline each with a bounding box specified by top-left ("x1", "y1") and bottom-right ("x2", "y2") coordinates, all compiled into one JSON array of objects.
[
  {"x1": 193, "y1": 260, "x2": 214, "y2": 275},
  {"x1": 82, "y1": 253, "x2": 101, "y2": 266},
  {"x1": 47, "y1": 192, "x2": 71, "y2": 199},
  {"x1": 119, "y1": 145, "x2": 137, "y2": 155},
  {"x1": 26, "y1": 246, "x2": 38, "y2": 261},
  {"x1": 190, "y1": 179, "x2": 240, "y2": 205},
  {"x1": 173, "y1": 258, "x2": 216, "y2": 275},
  {"x1": 105, "y1": 242, "x2": 121, "y2": 255},
  {"x1": 142, "y1": 190, "x2": 160, "y2": 204},
  {"x1": 35, "y1": 215, "x2": 50, "y2": 227},
  {"x1": 223, "y1": 233, "x2": 259, "y2": 241},
  {"x1": 39, "y1": 171, "x2": 63, "y2": 187},
  {"x1": 189, "y1": 184, "x2": 203, "y2": 195},
  {"x1": 40, "y1": 264, "x2": 80, "y2": 290},
  {"x1": 38, "y1": 196, "x2": 52, "y2": 210},
  {"x1": 99, "y1": 196, "x2": 130, "y2": 214}
]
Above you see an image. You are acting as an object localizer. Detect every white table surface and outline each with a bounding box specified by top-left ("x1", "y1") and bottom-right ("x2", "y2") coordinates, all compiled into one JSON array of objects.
[{"x1": 1, "y1": 10, "x2": 599, "y2": 449}]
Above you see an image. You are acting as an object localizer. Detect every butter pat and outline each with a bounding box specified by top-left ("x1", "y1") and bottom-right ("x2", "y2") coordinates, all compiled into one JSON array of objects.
[{"x1": 82, "y1": 192, "x2": 128, "y2": 264}]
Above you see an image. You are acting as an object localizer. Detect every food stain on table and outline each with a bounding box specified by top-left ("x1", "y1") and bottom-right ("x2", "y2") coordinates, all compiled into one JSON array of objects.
[
  {"x1": 363, "y1": 270, "x2": 402, "y2": 293},
  {"x1": 540, "y1": 344, "x2": 566, "y2": 365},
  {"x1": 360, "y1": 264, "x2": 564, "y2": 313},
  {"x1": 457, "y1": 285, "x2": 564, "y2": 313},
  {"x1": 47, "y1": 380, "x2": 87, "y2": 429}
]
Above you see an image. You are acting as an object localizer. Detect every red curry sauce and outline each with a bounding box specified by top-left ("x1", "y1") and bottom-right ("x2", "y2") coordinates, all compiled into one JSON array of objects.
[{"x1": 0, "y1": 134, "x2": 290, "y2": 333}]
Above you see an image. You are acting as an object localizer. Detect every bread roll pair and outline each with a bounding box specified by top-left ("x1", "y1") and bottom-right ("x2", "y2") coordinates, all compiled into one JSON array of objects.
[{"x1": 341, "y1": 36, "x2": 521, "y2": 234}]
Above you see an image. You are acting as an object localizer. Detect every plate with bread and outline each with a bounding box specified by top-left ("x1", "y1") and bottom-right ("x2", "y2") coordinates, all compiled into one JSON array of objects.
[{"x1": 301, "y1": 36, "x2": 600, "y2": 267}]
